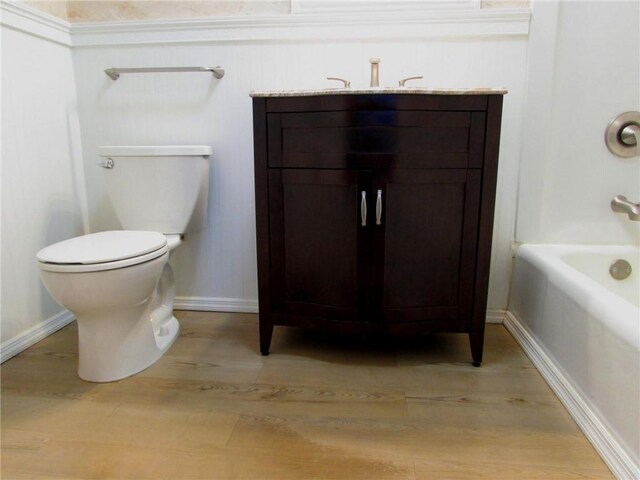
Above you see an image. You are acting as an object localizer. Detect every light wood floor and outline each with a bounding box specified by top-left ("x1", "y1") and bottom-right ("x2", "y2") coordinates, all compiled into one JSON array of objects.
[{"x1": 1, "y1": 311, "x2": 613, "y2": 480}]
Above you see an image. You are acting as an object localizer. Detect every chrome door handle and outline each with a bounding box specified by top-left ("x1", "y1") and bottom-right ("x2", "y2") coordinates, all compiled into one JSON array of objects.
[
  {"x1": 361, "y1": 191, "x2": 367, "y2": 226},
  {"x1": 376, "y1": 189, "x2": 382, "y2": 225}
]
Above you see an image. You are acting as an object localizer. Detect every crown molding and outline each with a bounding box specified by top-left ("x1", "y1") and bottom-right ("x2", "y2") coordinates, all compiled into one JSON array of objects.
[
  {"x1": 291, "y1": 0, "x2": 482, "y2": 14},
  {"x1": 0, "y1": 0, "x2": 71, "y2": 47},
  {"x1": 0, "y1": 0, "x2": 529, "y2": 48},
  {"x1": 70, "y1": 8, "x2": 529, "y2": 48}
]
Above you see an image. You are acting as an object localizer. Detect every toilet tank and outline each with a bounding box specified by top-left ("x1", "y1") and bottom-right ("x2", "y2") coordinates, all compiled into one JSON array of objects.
[{"x1": 98, "y1": 146, "x2": 211, "y2": 234}]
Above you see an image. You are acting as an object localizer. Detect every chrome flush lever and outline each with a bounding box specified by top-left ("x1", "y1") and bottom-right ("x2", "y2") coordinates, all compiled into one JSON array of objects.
[
  {"x1": 361, "y1": 191, "x2": 367, "y2": 226},
  {"x1": 376, "y1": 189, "x2": 383, "y2": 225},
  {"x1": 99, "y1": 158, "x2": 114, "y2": 169}
]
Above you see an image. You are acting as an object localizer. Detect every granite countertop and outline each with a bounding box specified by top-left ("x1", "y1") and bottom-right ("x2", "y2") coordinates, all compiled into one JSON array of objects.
[{"x1": 250, "y1": 87, "x2": 508, "y2": 97}]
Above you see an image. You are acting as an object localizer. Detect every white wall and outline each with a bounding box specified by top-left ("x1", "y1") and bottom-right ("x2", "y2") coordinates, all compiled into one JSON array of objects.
[
  {"x1": 70, "y1": 12, "x2": 529, "y2": 312},
  {"x1": 1, "y1": 6, "x2": 85, "y2": 356},
  {"x1": 516, "y1": 1, "x2": 640, "y2": 245}
]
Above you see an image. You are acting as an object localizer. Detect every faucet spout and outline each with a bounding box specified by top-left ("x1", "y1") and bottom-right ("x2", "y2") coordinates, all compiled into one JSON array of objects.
[
  {"x1": 369, "y1": 58, "x2": 380, "y2": 87},
  {"x1": 611, "y1": 195, "x2": 640, "y2": 221}
]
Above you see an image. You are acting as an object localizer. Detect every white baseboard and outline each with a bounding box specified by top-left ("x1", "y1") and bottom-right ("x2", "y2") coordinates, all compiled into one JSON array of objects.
[
  {"x1": 174, "y1": 296, "x2": 258, "y2": 313},
  {"x1": 0, "y1": 297, "x2": 253, "y2": 362},
  {"x1": 0, "y1": 301, "x2": 502, "y2": 362},
  {"x1": 504, "y1": 311, "x2": 639, "y2": 480},
  {"x1": 174, "y1": 298, "x2": 506, "y2": 322},
  {"x1": 0, "y1": 310, "x2": 75, "y2": 363},
  {"x1": 485, "y1": 309, "x2": 505, "y2": 324}
]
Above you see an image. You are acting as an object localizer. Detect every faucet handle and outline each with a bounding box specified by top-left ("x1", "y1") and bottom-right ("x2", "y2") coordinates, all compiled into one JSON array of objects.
[
  {"x1": 399, "y1": 76, "x2": 423, "y2": 87},
  {"x1": 605, "y1": 111, "x2": 640, "y2": 157},
  {"x1": 621, "y1": 124, "x2": 640, "y2": 156},
  {"x1": 327, "y1": 77, "x2": 351, "y2": 89}
]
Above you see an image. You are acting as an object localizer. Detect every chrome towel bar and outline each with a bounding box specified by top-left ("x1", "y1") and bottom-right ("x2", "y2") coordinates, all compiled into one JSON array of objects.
[{"x1": 105, "y1": 66, "x2": 225, "y2": 81}]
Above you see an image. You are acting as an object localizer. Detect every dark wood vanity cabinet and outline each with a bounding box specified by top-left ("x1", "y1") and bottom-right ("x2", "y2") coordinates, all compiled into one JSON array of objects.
[{"x1": 252, "y1": 93, "x2": 504, "y2": 365}]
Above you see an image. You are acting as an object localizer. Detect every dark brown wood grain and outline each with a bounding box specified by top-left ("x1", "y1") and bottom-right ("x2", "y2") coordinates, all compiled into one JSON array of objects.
[
  {"x1": 263, "y1": 94, "x2": 488, "y2": 113},
  {"x1": 267, "y1": 169, "x2": 364, "y2": 321},
  {"x1": 269, "y1": 110, "x2": 479, "y2": 169},
  {"x1": 469, "y1": 94, "x2": 504, "y2": 366},
  {"x1": 252, "y1": 93, "x2": 504, "y2": 364},
  {"x1": 378, "y1": 169, "x2": 480, "y2": 324},
  {"x1": 252, "y1": 97, "x2": 273, "y2": 355}
]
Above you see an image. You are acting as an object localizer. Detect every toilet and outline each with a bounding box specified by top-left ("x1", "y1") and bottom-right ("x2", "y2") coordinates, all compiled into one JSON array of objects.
[{"x1": 36, "y1": 145, "x2": 211, "y2": 382}]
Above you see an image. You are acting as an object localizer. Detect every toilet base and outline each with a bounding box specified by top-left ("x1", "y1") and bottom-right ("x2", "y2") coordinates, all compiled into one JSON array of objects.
[
  {"x1": 39, "y1": 247, "x2": 182, "y2": 383},
  {"x1": 155, "y1": 315, "x2": 179, "y2": 352},
  {"x1": 74, "y1": 258, "x2": 180, "y2": 383},
  {"x1": 78, "y1": 314, "x2": 180, "y2": 383}
]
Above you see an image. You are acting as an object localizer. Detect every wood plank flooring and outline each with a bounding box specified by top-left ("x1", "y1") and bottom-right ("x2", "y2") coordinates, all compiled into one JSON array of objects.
[{"x1": 1, "y1": 311, "x2": 613, "y2": 479}]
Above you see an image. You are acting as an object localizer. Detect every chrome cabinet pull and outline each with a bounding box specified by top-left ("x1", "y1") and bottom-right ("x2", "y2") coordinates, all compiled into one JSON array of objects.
[
  {"x1": 376, "y1": 189, "x2": 383, "y2": 225},
  {"x1": 361, "y1": 191, "x2": 367, "y2": 226}
]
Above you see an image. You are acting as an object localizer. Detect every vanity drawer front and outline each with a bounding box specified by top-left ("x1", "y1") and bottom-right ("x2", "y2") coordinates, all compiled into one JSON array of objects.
[
  {"x1": 268, "y1": 111, "x2": 485, "y2": 169},
  {"x1": 264, "y1": 94, "x2": 489, "y2": 113}
]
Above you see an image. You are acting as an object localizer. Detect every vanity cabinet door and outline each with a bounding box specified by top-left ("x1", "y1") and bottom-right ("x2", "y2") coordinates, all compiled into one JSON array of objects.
[
  {"x1": 373, "y1": 169, "x2": 482, "y2": 326},
  {"x1": 267, "y1": 169, "x2": 373, "y2": 323}
]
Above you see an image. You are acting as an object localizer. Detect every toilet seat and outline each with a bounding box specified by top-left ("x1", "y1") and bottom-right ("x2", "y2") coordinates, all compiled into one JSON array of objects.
[{"x1": 37, "y1": 231, "x2": 168, "y2": 273}]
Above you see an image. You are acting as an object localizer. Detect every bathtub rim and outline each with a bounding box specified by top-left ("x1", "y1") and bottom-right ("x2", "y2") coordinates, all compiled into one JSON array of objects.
[{"x1": 515, "y1": 243, "x2": 639, "y2": 352}]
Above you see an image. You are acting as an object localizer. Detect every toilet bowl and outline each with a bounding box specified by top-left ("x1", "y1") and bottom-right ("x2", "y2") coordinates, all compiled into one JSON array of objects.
[
  {"x1": 36, "y1": 145, "x2": 211, "y2": 382},
  {"x1": 37, "y1": 231, "x2": 182, "y2": 382}
]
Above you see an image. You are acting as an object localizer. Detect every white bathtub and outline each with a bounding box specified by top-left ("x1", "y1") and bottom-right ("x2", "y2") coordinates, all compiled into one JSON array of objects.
[{"x1": 508, "y1": 244, "x2": 639, "y2": 480}]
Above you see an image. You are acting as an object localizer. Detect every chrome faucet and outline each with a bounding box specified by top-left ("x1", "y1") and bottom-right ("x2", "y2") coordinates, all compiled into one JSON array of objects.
[
  {"x1": 611, "y1": 195, "x2": 640, "y2": 221},
  {"x1": 369, "y1": 58, "x2": 380, "y2": 87},
  {"x1": 326, "y1": 77, "x2": 351, "y2": 88}
]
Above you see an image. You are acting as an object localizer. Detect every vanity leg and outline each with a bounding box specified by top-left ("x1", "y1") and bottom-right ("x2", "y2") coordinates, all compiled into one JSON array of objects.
[
  {"x1": 469, "y1": 330, "x2": 484, "y2": 367},
  {"x1": 260, "y1": 320, "x2": 273, "y2": 356}
]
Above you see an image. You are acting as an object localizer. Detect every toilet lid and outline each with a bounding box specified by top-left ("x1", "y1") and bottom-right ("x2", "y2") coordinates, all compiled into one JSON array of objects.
[{"x1": 37, "y1": 231, "x2": 167, "y2": 265}]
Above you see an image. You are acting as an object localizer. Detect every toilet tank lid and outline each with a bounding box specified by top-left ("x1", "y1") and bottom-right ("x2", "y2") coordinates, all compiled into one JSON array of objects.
[{"x1": 99, "y1": 145, "x2": 211, "y2": 157}]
